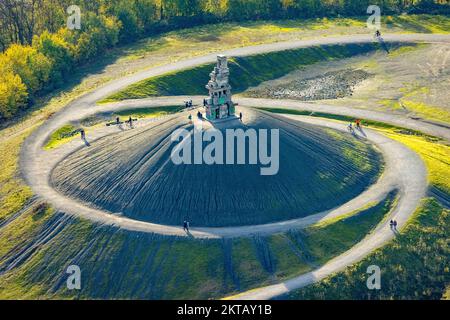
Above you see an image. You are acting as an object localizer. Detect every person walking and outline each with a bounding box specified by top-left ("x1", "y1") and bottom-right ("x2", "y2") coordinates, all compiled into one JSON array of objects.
[
  {"x1": 348, "y1": 122, "x2": 353, "y2": 133},
  {"x1": 183, "y1": 220, "x2": 189, "y2": 232},
  {"x1": 393, "y1": 220, "x2": 398, "y2": 230},
  {"x1": 239, "y1": 112, "x2": 243, "y2": 121},
  {"x1": 389, "y1": 220, "x2": 394, "y2": 229},
  {"x1": 128, "y1": 116, "x2": 133, "y2": 127},
  {"x1": 80, "y1": 128, "x2": 85, "y2": 140}
]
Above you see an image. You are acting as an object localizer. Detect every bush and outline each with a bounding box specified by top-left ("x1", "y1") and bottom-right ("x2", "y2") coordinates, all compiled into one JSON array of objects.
[
  {"x1": 0, "y1": 44, "x2": 52, "y2": 95},
  {"x1": 33, "y1": 31, "x2": 74, "y2": 89},
  {"x1": 0, "y1": 72, "x2": 28, "y2": 120}
]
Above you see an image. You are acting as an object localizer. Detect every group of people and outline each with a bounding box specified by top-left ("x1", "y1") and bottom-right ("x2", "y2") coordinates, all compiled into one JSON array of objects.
[
  {"x1": 390, "y1": 219, "x2": 398, "y2": 230},
  {"x1": 347, "y1": 119, "x2": 362, "y2": 133},
  {"x1": 80, "y1": 115, "x2": 136, "y2": 140},
  {"x1": 185, "y1": 99, "x2": 193, "y2": 108},
  {"x1": 111, "y1": 116, "x2": 135, "y2": 128}
]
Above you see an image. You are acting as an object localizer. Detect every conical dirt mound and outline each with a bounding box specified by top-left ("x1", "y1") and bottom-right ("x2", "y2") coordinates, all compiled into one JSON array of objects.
[{"x1": 51, "y1": 109, "x2": 382, "y2": 227}]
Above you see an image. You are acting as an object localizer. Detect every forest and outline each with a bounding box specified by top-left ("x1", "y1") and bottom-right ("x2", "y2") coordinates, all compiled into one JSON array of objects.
[{"x1": 0, "y1": 0, "x2": 449, "y2": 120}]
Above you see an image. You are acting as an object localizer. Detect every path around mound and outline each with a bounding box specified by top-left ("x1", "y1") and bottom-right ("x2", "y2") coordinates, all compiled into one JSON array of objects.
[
  {"x1": 21, "y1": 101, "x2": 421, "y2": 238},
  {"x1": 19, "y1": 33, "x2": 449, "y2": 297}
]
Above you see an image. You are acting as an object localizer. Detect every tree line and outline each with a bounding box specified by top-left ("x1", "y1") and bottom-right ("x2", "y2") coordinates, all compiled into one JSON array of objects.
[{"x1": 0, "y1": 0, "x2": 448, "y2": 121}]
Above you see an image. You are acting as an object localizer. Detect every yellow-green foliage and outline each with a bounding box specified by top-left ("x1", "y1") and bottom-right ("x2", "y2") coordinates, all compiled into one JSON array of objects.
[
  {"x1": 0, "y1": 45, "x2": 52, "y2": 120},
  {"x1": 0, "y1": 44, "x2": 52, "y2": 94},
  {"x1": 443, "y1": 286, "x2": 450, "y2": 300},
  {"x1": 384, "y1": 131, "x2": 450, "y2": 194},
  {"x1": 387, "y1": 14, "x2": 450, "y2": 33},
  {"x1": 0, "y1": 72, "x2": 28, "y2": 119},
  {"x1": 387, "y1": 44, "x2": 425, "y2": 58},
  {"x1": 267, "y1": 234, "x2": 312, "y2": 278},
  {"x1": 402, "y1": 100, "x2": 450, "y2": 124}
]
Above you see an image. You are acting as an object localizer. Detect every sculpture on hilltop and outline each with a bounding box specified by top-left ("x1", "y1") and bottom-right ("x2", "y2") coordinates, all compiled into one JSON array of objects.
[{"x1": 204, "y1": 55, "x2": 235, "y2": 120}]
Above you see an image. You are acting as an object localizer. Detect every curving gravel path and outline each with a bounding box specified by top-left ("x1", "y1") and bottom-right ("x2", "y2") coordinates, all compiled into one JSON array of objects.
[{"x1": 18, "y1": 33, "x2": 449, "y2": 297}]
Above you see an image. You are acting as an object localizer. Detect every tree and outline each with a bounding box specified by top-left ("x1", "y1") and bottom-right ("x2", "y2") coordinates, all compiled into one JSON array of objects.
[
  {"x1": 0, "y1": 44, "x2": 52, "y2": 94},
  {"x1": 33, "y1": 31, "x2": 73, "y2": 88},
  {"x1": 0, "y1": 72, "x2": 29, "y2": 119}
]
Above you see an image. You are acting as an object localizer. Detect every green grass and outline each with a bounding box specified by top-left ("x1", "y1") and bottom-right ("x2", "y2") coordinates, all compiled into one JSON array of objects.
[
  {"x1": 286, "y1": 198, "x2": 450, "y2": 300},
  {"x1": 101, "y1": 43, "x2": 388, "y2": 103},
  {"x1": 385, "y1": 14, "x2": 450, "y2": 34},
  {"x1": 44, "y1": 124, "x2": 79, "y2": 150},
  {"x1": 293, "y1": 191, "x2": 397, "y2": 265},
  {"x1": 384, "y1": 131, "x2": 450, "y2": 195},
  {"x1": 0, "y1": 191, "x2": 396, "y2": 299},
  {"x1": 387, "y1": 43, "x2": 426, "y2": 58},
  {"x1": 115, "y1": 15, "x2": 450, "y2": 65},
  {"x1": 402, "y1": 100, "x2": 450, "y2": 124},
  {"x1": 114, "y1": 106, "x2": 184, "y2": 118}
]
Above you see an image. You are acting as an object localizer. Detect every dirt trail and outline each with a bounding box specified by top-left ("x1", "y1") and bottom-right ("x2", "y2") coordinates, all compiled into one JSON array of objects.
[{"x1": 19, "y1": 99, "x2": 423, "y2": 237}]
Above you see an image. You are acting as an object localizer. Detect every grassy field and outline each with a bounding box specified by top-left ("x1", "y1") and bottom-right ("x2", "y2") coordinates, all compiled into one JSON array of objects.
[
  {"x1": 259, "y1": 108, "x2": 450, "y2": 299},
  {"x1": 0, "y1": 191, "x2": 396, "y2": 299},
  {"x1": 285, "y1": 198, "x2": 449, "y2": 300}
]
